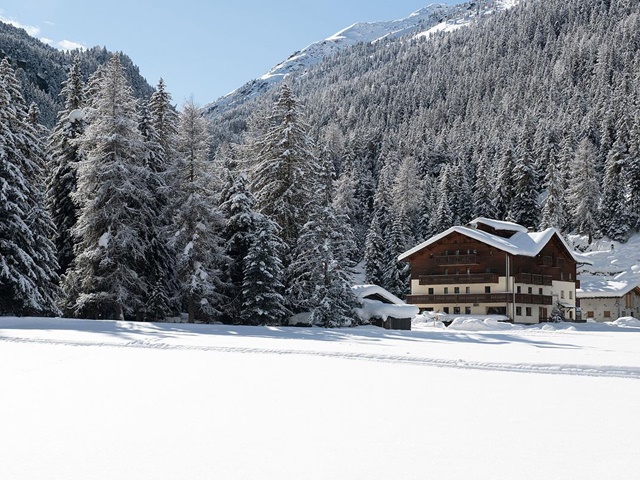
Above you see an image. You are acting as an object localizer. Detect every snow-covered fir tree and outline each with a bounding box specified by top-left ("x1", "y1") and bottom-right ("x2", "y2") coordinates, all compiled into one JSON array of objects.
[
  {"x1": 567, "y1": 138, "x2": 600, "y2": 243},
  {"x1": 494, "y1": 143, "x2": 516, "y2": 221},
  {"x1": 241, "y1": 215, "x2": 290, "y2": 326},
  {"x1": 220, "y1": 169, "x2": 260, "y2": 322},
  {"x1": 47, "y1": 58, "x2": 85, "y2": 277},
  {"x1": 64, "y1": 54, "x2": 155, "y2": 320},
  {"x1": 250, "y1": 84, "x2": 318, "y2": 254},
  {"x1": 364, "y1": 156, "x2": 396, "y2": 286},
  {"x1": 508, "y1": 146, "x2": 539, "y2": 229},
  {"x1": 472, "y1": 152, "x2": 498, "y2": 220},
  {"x1": 539, "y1": 159, "x2": 567, "y2": 231},
  {"x1": 429, "y1": 164, "x2": 455, "y2": 234},
  {"x1": 287, "y1": 154, "x2": 358, "y2": 326},
  {"x1": 0, "y1": 58, "x2": 60, "y2": 316},
  {"x1": 170, "y1": 100, "x2": 228, "y2": 323},
  {"x1": 137, "y1": 83, "x2": 180, "y2": 320},
  {"x1": 598, "y1": 136, "x2": 630, "y2": 241}
]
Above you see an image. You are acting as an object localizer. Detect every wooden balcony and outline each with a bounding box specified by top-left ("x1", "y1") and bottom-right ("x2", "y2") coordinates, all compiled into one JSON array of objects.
[
  {"x1": 406, "y1": 293, "x2": 553, "y2": 306},
  {"x1": 418, "y1": 273, "x2": 499, "y2": 285},
  {"x1": 514, "y1": 273, "x2": 553, "y2": 286},
  {"x1": 434, "y1": 254, "x2": 477, "y2": 266}
]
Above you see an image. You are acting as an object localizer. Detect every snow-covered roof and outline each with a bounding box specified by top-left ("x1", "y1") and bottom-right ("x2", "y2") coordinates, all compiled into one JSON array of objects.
[
  {"x1": 399, "y1": 223, "x2": 592, "y2": 265},
  {"x1": 351, "y1": 285, "x2": 419, "y2": 322},
  {"x1": 469, "y1": 217, "x2": 529, "y2": 233},
  {"x1": 351, "y1": 284, "x2": 406, "y2": 305},
  {"x1": 577, "y1": 280, "x2": 640, "y2": 298}
]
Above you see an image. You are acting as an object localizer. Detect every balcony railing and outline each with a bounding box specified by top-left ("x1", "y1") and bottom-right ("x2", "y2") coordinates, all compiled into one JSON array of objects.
[
  {"x1": 419, "y1": 273, "x2": 499, "y2": 285},
  {"x1": 434, "y1": 254, "x2": 477, "y2": 266},
  {"x1": 406, "y1": 293, "x2": 553, "y2": 306},
  {"x1": 514, "y1": 273, "x2": 553, "y2": 286}
]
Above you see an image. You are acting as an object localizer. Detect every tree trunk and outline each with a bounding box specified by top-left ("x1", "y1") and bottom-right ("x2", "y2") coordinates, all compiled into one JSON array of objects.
[{"x1": 188, "y1": 295, "x2": 195, "y2": 323}]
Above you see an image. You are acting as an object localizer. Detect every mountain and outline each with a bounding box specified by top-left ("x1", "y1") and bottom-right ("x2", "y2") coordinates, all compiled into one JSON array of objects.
[
  {"x1": 0, "y1": 20, "x2": 154, "y2": 127},
  {"x1": 202, "y1": 0, "x2": 516, "y2": 118}
]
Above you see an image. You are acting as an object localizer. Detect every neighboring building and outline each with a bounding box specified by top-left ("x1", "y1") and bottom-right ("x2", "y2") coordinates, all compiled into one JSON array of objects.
[
  {"x1": 577, "y1": 280, "x2": 640, "y2": 322},
  {"x1": 352, "y1": 285, "x2": 419, "y2": 330},
  {"x1": 398, "y1": 218, "x2": 592, "y2": 324}
]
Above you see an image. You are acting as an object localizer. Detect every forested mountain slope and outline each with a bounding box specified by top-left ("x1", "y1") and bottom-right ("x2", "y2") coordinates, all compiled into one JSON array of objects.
[
  {"x1": 202, "y1": 0, "x2": 513, "y2": 117},
  {"x1": 0, "y1": 20, "x2": 153, "y2": 127},
  {"x1": 213, "y1": 0, "x2": 640, "y2": 246}
]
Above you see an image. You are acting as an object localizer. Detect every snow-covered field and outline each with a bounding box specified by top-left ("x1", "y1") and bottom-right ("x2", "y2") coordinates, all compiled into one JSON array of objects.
[{"x1": 2, "y1": 316, "x2": 640, "y2": 480}]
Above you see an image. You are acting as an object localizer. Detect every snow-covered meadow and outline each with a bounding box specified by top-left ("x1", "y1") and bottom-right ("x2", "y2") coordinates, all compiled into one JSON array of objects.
[{"x1": 2, "y1": 316, "x2": 640, "y2": 480}]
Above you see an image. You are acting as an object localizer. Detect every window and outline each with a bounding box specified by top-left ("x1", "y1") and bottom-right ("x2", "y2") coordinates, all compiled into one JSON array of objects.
[
  {"x1": 428, "y1": 288, "x2": 434, "y2": 295},
  {"x1": 526, "y1": 307, "x2": 532, "y2": 316},
  {"x1": 485, "y1": 286, "x2": 491, "y2": 294},
  {"x1": 443, "y1": 307, "x2": 450, "y2": 314},
  {"x1": 528, "y1": 287, "x2": 532, "y2": 294},
  {"x1": 587, "y1": 311, "x2": 594, "y2": 318},
  {"x1": 517, "y1": 286, "x2": 522, "y2": 294},
  {"x1": 516, "y1": 306, "x2": 522, "y2": 316},
  {"x1": 453, "y1": 307, "x2": 461, "y2": 314},
  {"x1": 465, "y1": 286, "x2": 471, "y2": 294},
  {"x1": 539, "y1": 288, "x2": 543, "y2": 295},
  {"x1": 561, "y1": 290, "x2": 565, "y2": 299},
  {"x1": 444, "y1": 287, "x2": 449, "y2": 295},
  {"x1": 569, "y1": 291, "x2": 573, "y2": 300},
  {"x1": 604, "y1": 311, "x2": 611, "y2": 318},
  {"x1": 454, "y1": 287, "x2": 460, "y2": 294},
  {"x1": 465, "y1": 307, "x2": 471, "y2": 314}
]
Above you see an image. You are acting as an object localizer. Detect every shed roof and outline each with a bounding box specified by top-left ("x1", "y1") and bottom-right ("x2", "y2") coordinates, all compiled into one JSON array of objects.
[{"x1": 577, "y1": 280, "x2": 640, "y2": 298}]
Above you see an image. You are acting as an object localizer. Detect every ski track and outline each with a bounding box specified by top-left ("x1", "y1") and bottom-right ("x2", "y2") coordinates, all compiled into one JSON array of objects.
[{"x1": 2, "y1": 334, "x2": 639, "y2": 381}]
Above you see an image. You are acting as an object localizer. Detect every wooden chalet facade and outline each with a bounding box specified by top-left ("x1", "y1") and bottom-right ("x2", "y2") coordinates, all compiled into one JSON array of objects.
[{"x1": 399, "y1": 218, "x2": 591, "y2": 324}]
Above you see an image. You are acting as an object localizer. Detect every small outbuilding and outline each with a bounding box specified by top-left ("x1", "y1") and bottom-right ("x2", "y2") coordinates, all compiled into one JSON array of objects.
[
  {"x1": 577, "y1": 280, "x2": 640, "y2": 322},
  {"x1": 352, "y1": 285, "x2": 419, "y2": 330}
]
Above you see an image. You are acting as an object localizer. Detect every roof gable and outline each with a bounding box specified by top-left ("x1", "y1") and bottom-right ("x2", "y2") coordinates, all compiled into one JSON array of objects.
[{"x1": 399, "y1": 223, "x2": 592, "y2": 265}]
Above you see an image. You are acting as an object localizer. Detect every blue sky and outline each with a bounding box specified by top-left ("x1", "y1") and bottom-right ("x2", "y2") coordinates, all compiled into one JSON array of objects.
[{"x1": 0, "y1": 1, "x2": 460, "y2": 107}]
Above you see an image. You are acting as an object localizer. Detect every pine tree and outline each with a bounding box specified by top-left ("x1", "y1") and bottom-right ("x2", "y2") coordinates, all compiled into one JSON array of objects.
[
  {"x1": 241, "y1": 215, "x2": 290, "y2": 326},
  {"x1": 250, "y1": 84, "x2": 318, "y2": 253},
  {"x1": 390, "y1": 155, "x2": 422, "y2": 245},
  {"x1": 170, "y1": 100, "x2": 228, "y2": 323},
  {"x1": 364, "y1": 157, "x2": 395, "y2": 286},
  {"x1": 429, "y1": 165, "x2": 455, "y2": 234},
  {"x1": 567, "y1": 138, "x2": 600, "y2": 243},
  {"x1": 65, "y1": 55, "x2": 154, "y2": 320},
  {"x1": 0, "y1": 58, "x2": 60, "y2": 316},
  {"x1": 220, "y1": 170, "x2": 260, "y2": 322},
  {"x1": 508, "y1": 146, "x2": 539, "y2": 228},
  {"x1": 138, "y1": 101, "x2": 174, "y2": 320},
  {"x1": 287, "y1": 154, "x2": 358, "y2": 324},
  {"x1": 472, "y1": 152, "x2": 498, "y2": 220},
  {"x1": 598, "y1": 136, "x2": 630, "y2": 241},
  {"x1": 494, "y1": 143, "x2": 516, "y2": 220},
  {"x1": 47, "y1": 58, "x2": 85, "y2": 278},
  {"x1": 539, "y1": 159, "x2": 567, "y2": 231},
  {"x1": 383, "y1": 209, "x2": 412, "y2": 299}
]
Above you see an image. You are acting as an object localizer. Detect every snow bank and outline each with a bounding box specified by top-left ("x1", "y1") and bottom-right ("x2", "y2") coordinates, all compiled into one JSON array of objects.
[
  {"x1": 448, "y1": 317, "x2": 520, "y2": 331},
  {"x1": 611, "y1": 317, "x2": 640, "y2": 328}
]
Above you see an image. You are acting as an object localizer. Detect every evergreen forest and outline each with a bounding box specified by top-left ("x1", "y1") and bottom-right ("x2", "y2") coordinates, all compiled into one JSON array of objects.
[{"x1": 2, "y1": 0, "x2": 640, "y2": 325}]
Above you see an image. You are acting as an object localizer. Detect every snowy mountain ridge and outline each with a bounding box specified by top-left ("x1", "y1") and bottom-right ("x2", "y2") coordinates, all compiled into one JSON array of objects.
[{"x1": 202, "y1": 0, "x2": 519, "y2": 117}]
